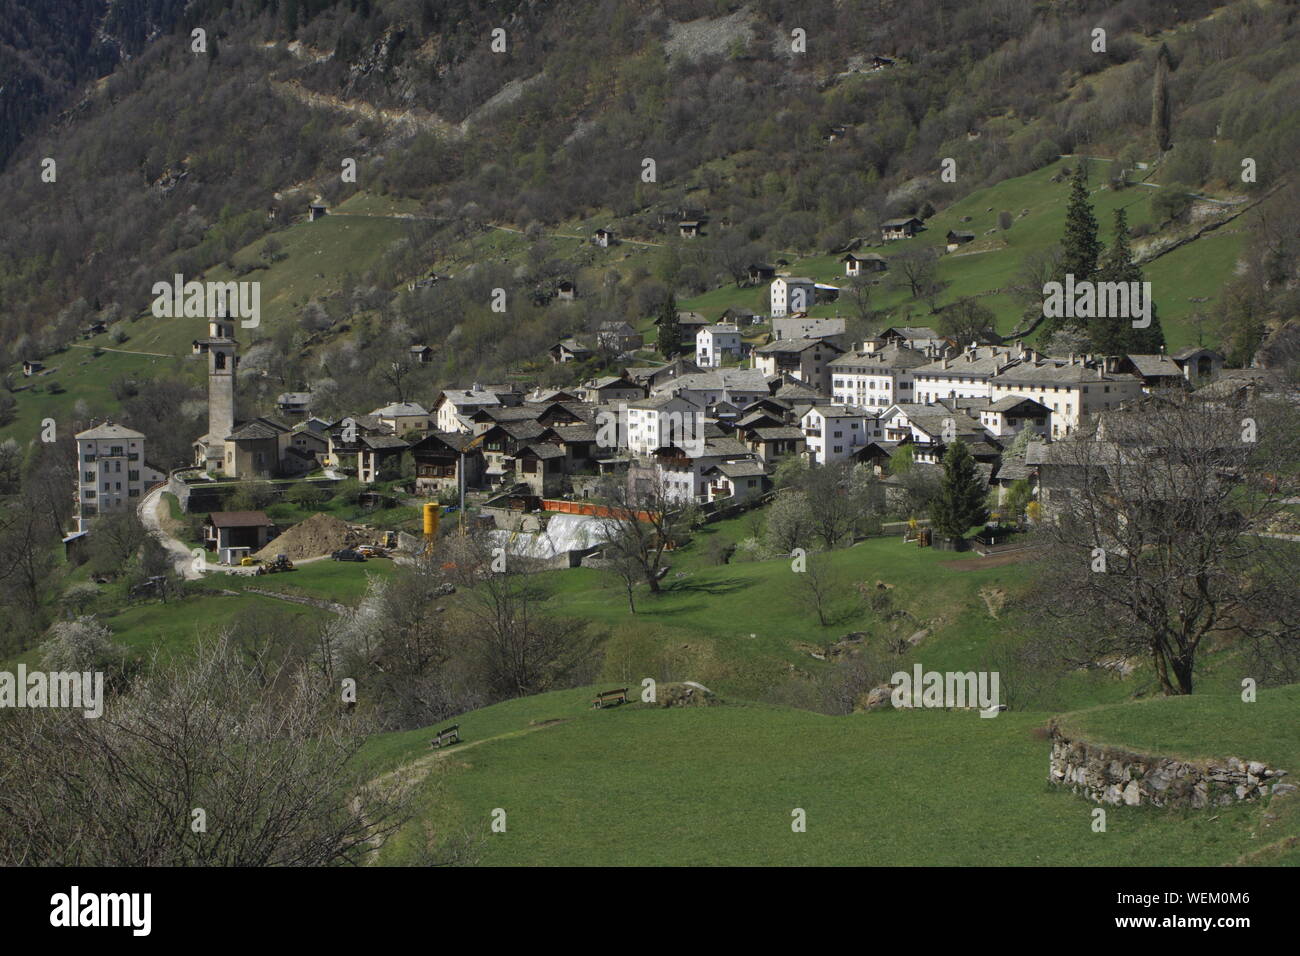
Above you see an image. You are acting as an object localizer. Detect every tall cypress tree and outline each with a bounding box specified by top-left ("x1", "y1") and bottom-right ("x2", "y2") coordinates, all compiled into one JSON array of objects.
[
  {"x1": 1047, "y1": 163, "x2": 1103, "y2": 336},
  {"x1": 929, "y1": 439, "x2": 987, "y2": 540},
  {"x1": 656, "y1": 293, "x2": 681, "y2": 359},
  {"x1": 1151, "y1": 44, "x2": 1172, "y2": 153}
]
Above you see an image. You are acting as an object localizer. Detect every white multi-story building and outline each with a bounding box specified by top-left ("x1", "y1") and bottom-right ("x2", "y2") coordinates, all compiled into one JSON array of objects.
[
  {"x1": 432, "y1": 385, "x2": 520, "y2": 433},
  {"x1": 624, "y1": 394, "x2": 705, "y2": 456},
  {"x1": 990, "y1": 357, "x2": 1145, "y2": 438},
  {"x1": 75, "y1": 422, "x2": 165, "y2": 533},
  {"x1": 801, "y1": 405, "x2": 875, "y2": 465},
  {"x1": 770, "y1": 277, "x2": 816, "y2": 317},
  {"x1": 638, "y1": 438, "x2": 764, "y2": 503},
  {"x1": 695, "y1": 324, "x2": 742, "y2": 368},
  {"x1": 829, "y1": 343, "x2": 929, "y2": 410}
]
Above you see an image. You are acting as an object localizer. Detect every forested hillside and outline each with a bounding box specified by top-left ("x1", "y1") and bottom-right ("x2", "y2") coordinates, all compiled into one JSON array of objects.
[{"x1": 0, "y1": 0, "x2": 1297, "y2": 433}]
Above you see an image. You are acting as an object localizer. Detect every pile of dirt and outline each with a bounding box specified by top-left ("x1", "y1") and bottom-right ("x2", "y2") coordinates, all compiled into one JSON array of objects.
[{"x1": 256, "y1": 513, "x2": 367, "y2": 561}]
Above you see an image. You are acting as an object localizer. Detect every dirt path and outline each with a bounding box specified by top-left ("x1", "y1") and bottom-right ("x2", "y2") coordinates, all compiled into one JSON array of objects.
[
  {"x1": 370, "y1": 718, "x2": 572, "y2": 792},
  {"x1": 270, "y1": 79, "x2": 458, "y2": 138},
  {"x1": 69, "y1": 343, "x2": 176, "y2": 358},
  {"x1": 945, "y1": 547, "x2": 1043, "y2": 571},
  {"x1": 358, "y1": 718, "x2": 572, "y2": 861}
]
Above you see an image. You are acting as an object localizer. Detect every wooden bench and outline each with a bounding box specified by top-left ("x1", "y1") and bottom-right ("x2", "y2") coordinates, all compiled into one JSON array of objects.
[
  {"x1": 592, "y1": 688, "x2": 628, "y2": 709},
  {"x1": 429, "y1": 725, "x2": 461, "y2": 748}
]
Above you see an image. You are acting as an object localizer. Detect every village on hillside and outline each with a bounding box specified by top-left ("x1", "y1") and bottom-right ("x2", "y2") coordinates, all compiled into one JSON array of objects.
[{"x1": 68, "y1": 215, "x2": 1285, "y2": 577}]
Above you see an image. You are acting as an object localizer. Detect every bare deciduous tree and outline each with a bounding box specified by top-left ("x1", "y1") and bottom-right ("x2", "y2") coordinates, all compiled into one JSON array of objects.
[
  {"x1": 1027, "y1": 394, "x2": 1300, "y2": 695},
  {"x1": 0, "y1": 634, "x2": 411, "y2": 866},
  {"x1": 594, "y1": 468, "x2": 696, "y2": 596}
]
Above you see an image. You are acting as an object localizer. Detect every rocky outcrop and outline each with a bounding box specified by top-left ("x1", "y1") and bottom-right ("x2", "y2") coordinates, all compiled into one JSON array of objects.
[
  {"x1": 1049, "y1": 721, "x2": 1288, "y2": 809},
  {"x1": 655, "y1": 682, "x2": 718, "y2": 708}
]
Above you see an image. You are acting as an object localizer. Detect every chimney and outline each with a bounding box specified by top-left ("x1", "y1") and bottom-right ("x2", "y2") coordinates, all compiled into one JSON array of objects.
[
  {"x1": 1097, "y1": 365, "x2": 1104, "y2": 380},
  {"x1": 942, "y1": 357, "x2": 950, "y2": 370},
  {"x1": 1069, "y1": 353, "x2": 1075, "y2": 365}
]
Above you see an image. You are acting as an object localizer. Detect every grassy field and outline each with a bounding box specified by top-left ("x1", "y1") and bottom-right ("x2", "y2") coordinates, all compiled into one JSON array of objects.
[
  {"x1": 2, "y1": 589, "x2": 323, "y2": 669},
  {"x1": 364, "y1": 683, "x2": 1296, "y2": 866},
  {"x1": 1058, "y1": 685, "x2": 1300, "y2": 776},
  {"x1": 530, "y1": 524, "x2": 1235, "y2": 708},
  {"x1": 223, "y1": 556, "x2": 398, "y2": 603}
]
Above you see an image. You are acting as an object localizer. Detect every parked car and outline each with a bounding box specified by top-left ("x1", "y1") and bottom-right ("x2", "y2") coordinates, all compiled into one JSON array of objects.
[{"x1": 331, "y1": 548, "x2": 366, "y2": 562}]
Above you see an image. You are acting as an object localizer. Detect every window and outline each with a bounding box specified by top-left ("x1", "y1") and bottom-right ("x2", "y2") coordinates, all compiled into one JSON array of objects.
[
  {"x1": 83, "y1": 454, "x2": 95, "y2": 463},
  {"x1": 83, "y1": 472, "x2": 93, "y2": 482},
  {"x1": 128, "y1": 489, "x2": 139, "y2": 498},
  {"x1": 85, "y1": 490, "x2": 95, "y2": 499},
  {"x1": 129, "y1": 471, "x2": 139, "y2": 482}
]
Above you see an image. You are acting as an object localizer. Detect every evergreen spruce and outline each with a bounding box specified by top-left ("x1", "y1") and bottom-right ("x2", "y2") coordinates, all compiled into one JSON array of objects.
[
  {"x1": 1047, "y1": 163, "x2": 1103, "y2": 336},
  {"x1": 1094, "y1": 208, "x2": 1166, "y2": 353},
  {"x1": 656, "y1": 293, "x2": 682, "y2": 358},
  {"x1": 929, "y1": 439, "x2": 988, "y2": 540}
]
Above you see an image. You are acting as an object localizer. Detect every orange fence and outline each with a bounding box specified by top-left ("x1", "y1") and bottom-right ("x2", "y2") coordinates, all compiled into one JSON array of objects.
[{"x1": 540, "y1": 499, "x2": 657, "y2": 523}]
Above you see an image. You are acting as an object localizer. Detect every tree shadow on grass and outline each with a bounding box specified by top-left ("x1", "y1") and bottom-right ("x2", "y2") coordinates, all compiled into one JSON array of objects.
[{"x1": 661, "y1": 575, "x2": 752, "y2": 597}]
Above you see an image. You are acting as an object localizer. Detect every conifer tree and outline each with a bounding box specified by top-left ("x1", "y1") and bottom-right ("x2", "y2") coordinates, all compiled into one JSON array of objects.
[
  {"x1": 929, "y1": 439, "x2": 987, "y2": 540},
  {"x1": 1046, "y1": 164, "x2": 1103, "y2": 337},
  {"x1": 1151, "y1": 44, "x2": 1172, "y2": 153},
  {"x1": 1093, "y1": 208, "x2": 1165, "y2": 354},
  {"x1": 656, "y1": 293, "x2": 681, "y2": 359},
  {"x1": 1060, "y1": 163, "x2": 1102, "y2": 285}
]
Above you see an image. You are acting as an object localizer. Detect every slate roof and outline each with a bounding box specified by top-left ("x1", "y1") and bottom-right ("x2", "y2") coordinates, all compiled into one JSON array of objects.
[
  {"x1": 984, "y1": 395, "x2": 1050, "y2": 413},
  {"x1": 993, "y1": 362, "x2": 1142, "y2": 386},
  {"x1": 76, "y1": 422, "x2": 144, "y2": 440},
  {"x1": 715, "y1": 460, "x2": 769, "y2": 479},
  {"x1": 756, "y1": 336, "x2": 842, "y2": 355},
  {"x1": 207, "y1": 511, "x2": 274, "y2": 528},
  {"x1": 829, "y1": 344, "x2": 929, "y2": 370},
  {"x1": 412, "y1": 431, "x2": 475, "y2": 454},
  {"x1": 751, "y1": 426, "x2": 806, "y2": 440},
  {"x1": 512, "y1": 442, "x2": 565, "y2": 460},
  {"x1": 915, "y1": 347, "x2": 1019, "y2": 379},
  {"x1": 360, "y1": 435, "x2": 410, "y2": 451},
  {"x1": 661, "y1": 369, "x2": 771, "y2": 393},
  {"x1": 371, "y1": 401, "x2": 429, "y2": 417},
  {"x1": 228, "y1": 420, "x2": 286, "y2": 441}
]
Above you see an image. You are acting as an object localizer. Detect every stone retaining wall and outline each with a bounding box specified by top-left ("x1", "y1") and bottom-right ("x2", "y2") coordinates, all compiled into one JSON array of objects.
[{"x1": 1049, "y1": 720, "x2": 1289, "y2": 809}]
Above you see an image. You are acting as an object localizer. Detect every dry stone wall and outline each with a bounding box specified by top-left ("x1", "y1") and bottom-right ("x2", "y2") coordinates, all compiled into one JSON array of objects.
[{"x1": 1049, "y1": 720, "x2": 1289, "y2": 809}]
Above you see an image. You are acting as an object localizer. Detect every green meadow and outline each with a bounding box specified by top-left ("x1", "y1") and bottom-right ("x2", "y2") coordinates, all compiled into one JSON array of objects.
[{"x1": 363, "y1": 684, "x2": 1296, "y2": 866}]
